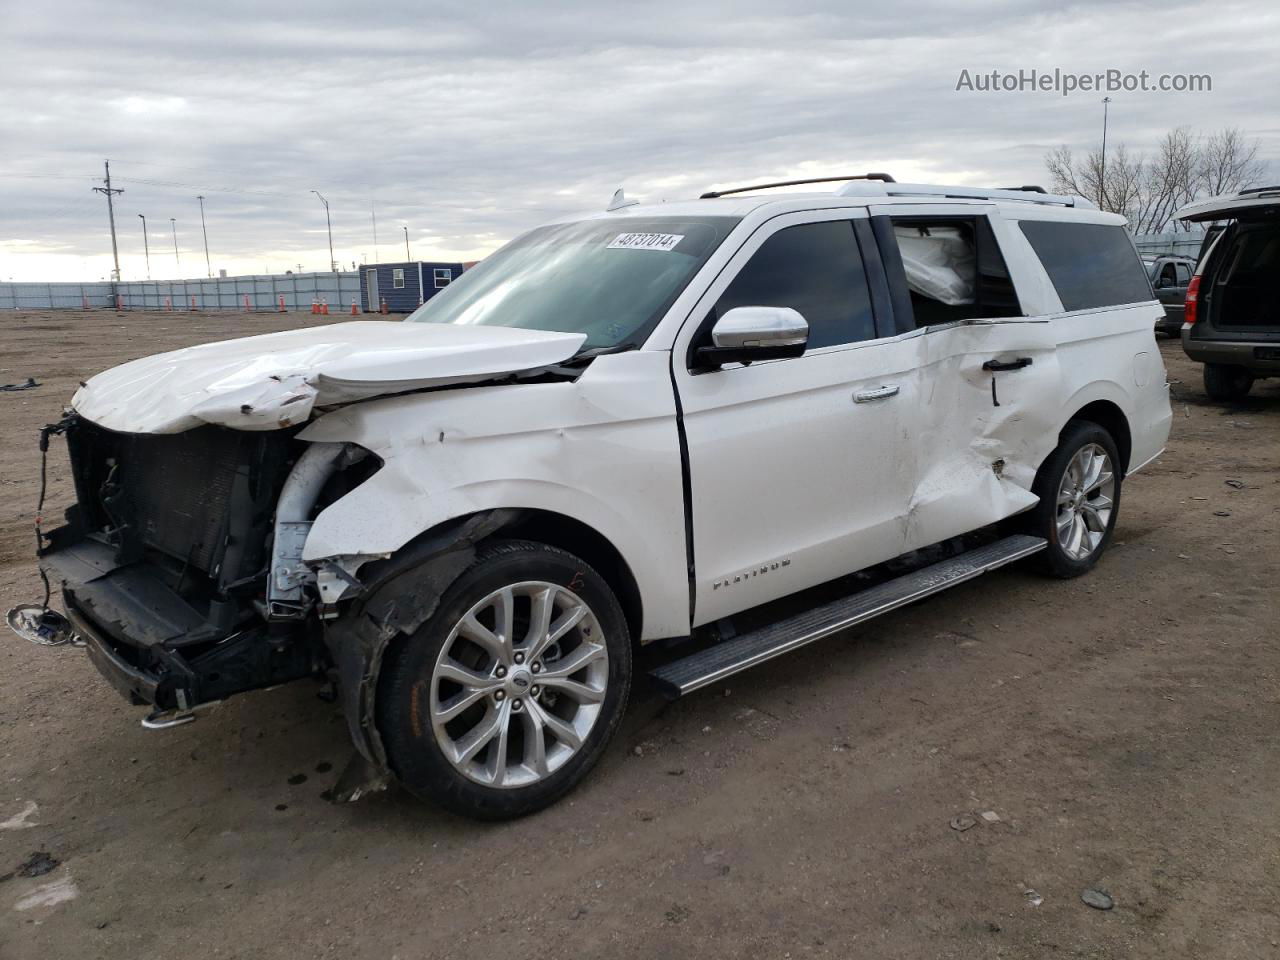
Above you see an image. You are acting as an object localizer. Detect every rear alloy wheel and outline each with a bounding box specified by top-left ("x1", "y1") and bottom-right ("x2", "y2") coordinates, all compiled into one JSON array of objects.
[
  {"x1": 1054, "y1": 443, "x2": 1116, "y2": 562},
  {"x1": 1203, "y1": 363, "x2": 1254, "y2": 402},
  {"x1": 378, "y1": 540, "x2": 631, "y2": 819},
  {"x1": 1028, "y1": 421, "x2": 1123, "y2": 578}
]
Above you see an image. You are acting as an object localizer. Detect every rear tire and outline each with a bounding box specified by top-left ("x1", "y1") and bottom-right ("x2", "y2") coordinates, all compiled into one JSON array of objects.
[
  {"x1": 377, "y1": 540, "x2": 632, "y2": 820},
  {"x1": 1027, "y1": 421, "x2": 1122, "y2": 579},
  {"x1": 1203, "y1": 363, "x2": 1254, "y2": 401}
]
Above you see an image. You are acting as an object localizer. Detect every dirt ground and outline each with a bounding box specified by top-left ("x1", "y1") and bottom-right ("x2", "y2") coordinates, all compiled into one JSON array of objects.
[{"x1": 0, "y1": 310, "x2": 1277, "y2": 959}]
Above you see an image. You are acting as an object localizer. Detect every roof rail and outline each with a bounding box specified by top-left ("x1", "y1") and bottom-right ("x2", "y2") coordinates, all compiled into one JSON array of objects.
[
  {"x1": 699, "y1": 173, "x2": 896, "y2": 199},
  {"x1": 834, "y1": 180, "x2": 1095, "y2": 208},
  {"x1": 1237, "y1": 184, "x2": 1280, "y2": 196}
]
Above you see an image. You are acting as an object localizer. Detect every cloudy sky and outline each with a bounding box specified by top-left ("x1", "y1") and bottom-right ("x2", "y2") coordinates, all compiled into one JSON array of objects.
[{"x1": 2, "y1": 0, "x2": 1276, "y2": 281}]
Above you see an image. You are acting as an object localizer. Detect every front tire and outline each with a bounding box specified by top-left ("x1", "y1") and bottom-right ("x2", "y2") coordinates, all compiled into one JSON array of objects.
[
  {"x1": 377, "y1": 540, "x2": 632, "y2": 820},
  {"x1": 1028, "y1": 421, "x2": 1122, "y2": 578},
  {"x1": 1203, "y1": 363, "x2": 1254, "y2": 402}
]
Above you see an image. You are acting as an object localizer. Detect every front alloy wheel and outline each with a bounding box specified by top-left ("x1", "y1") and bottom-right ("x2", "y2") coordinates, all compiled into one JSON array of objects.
[
  {"x1": 378, "y1": 540, "x2": 631, "y2": 819},
  {"x1": 430, "y1": 581, "x2": 609, "y2": 789}
]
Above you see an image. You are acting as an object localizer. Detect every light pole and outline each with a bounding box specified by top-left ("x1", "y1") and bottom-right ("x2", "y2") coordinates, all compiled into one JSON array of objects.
[
  {"x1": 197, "y1": 195, "x2": 212, "y2": 277},
  {"x1": 138, "y1": 213, "x2": 151, "y2": 280},
  {"x1": 169, "y1": 218, "x2": 179, "y2": 271},
  {"x1": 1099, "y1": 96, "x2": 1112, "y2": 211},
  {"x1": 403, "y1": 225, "x2": 410, "y2": 261},
  {"x1": 312, "y1": 190, "x2": 336, "y2": 272}
]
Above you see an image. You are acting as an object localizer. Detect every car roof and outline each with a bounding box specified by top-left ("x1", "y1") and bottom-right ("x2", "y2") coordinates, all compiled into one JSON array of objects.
[
  {"x1": 1176, "y1": 186, "x2": 1280, "y2": 222},
  {"x1": 556, "y1": 187, "x2": 1124, "y2": 228}
]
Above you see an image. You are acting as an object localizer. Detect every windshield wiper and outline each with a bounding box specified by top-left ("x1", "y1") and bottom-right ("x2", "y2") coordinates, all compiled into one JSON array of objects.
[{"x1": 569, "y1": 342, "x2": 639, "y2": 363}]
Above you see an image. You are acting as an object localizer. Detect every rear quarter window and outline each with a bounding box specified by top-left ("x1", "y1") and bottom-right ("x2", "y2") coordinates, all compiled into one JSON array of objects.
[{"x1": 1018, "y1": 220, "x2": 1153, "y2": 312}]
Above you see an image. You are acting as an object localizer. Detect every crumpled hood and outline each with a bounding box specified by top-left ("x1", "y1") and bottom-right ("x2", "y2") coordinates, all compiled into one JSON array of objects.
[{"x1": 72, "y1": 320, "x2": 588, "y2": 434}]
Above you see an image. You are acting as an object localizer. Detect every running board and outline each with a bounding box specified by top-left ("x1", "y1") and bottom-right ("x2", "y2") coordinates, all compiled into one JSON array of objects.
[{"x1": 649, "y1": 534, "x2": 1046, "y2": 698}]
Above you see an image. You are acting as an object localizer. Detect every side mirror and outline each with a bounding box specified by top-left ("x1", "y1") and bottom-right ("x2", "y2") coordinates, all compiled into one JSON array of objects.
[{"x1": 696, "y1": 306, "x2": 809, "y2": 369}]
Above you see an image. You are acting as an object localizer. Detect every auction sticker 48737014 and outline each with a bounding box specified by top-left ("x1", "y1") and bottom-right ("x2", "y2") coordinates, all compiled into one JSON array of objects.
[{"x1": 607, "y1": 233, "x2": 684, "y2": 252}]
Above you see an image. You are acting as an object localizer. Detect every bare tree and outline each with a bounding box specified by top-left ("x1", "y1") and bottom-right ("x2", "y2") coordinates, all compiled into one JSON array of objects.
[
  {"x1": 1045, "y1": 125, "x2": 1268, "y2": 234},
  {"x1": 1045, "y1": 143, "x2": 1143, "y2": 218},
  {"x1": 1132, "y1": 128, "x2": 1199, "y2": 234},
  {"x1": 1198, "y1": 126, "x2": 1267, "y2": 197},
  {"x1": 1045, "y1": 144, "x2": 1087, "y2": 198}
]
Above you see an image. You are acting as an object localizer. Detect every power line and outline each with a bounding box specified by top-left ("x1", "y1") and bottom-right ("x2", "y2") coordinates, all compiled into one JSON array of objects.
[
  {"x1": 113, "y1": 176, "x2": 300, "y2": 200},
  {"x1": 0, "y1": 173, "x2": 100, "y2": 184}
]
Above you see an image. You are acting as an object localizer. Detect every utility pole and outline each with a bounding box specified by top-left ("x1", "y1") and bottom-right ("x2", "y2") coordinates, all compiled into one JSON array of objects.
[
  {"x1": 169, "y1": 218, "x2": 180, "y2": 270},
  {"x1": 197, "y1": 195, "x2": 212, "y2": 277},
  {"x1": 403, "y1": 225, "x2": 410, "y2": 261},
  {"x1": 138, "y1": 214, "x2": 151, "y2": 279},
  {"x1": 1099, "y1": 96, "x2": 1112, "y2": 211},
  {"x1": 91, "y1": 160, "x2": 124, "y2": 281},
  {"x1": 311, "y1": 190, "x2": 336, "y2": 272}
]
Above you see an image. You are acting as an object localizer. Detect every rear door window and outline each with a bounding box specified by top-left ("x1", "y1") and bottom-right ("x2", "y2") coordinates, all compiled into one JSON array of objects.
[
  {"x1": 1018, "y1": 221, "x2": 1153, "y2": 311},
  {"x1": 874, "y1": 215, "x2": 1021, "y2": 329}
]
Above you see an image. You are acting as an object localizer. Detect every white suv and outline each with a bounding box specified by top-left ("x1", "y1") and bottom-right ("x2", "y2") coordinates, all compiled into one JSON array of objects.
[{"x1": 31, "y1": 174, "x2": 1172, "y2": 819}]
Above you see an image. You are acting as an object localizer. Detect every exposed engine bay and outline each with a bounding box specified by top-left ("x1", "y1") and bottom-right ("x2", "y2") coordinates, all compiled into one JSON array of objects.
[{"x1": 38, "y1": 415, "x2": 377, "y2": 712}]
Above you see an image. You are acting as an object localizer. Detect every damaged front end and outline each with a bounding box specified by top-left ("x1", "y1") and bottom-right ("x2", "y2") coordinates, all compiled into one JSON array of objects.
[
  {"x1": 14, "y1": 320, "x2": 598, "y2": 799},
  {"x1": 36, "y1": 414, "x2": 380, "y2": 720},
  {"x1": 319, "y1": 510, "x2": 517, "y2": 771}
]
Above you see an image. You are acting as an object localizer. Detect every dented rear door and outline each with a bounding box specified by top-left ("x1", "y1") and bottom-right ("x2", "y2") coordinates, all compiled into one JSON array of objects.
[
  {"x1": 866, "y1": 201, "x2": 1063, "y2": 548},
  {"x1": 905, "y1": 318, "x2": 1062, "y2": 549}
]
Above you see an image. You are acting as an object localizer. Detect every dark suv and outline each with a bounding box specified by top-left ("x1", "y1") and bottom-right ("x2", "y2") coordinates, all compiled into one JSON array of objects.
[
  {"x1": 1176, "y1": 187, "x2": 1280, "y2": 401},
  {"x1": 1143, "y1": 254, "x2": 1195, "y2": 336}
]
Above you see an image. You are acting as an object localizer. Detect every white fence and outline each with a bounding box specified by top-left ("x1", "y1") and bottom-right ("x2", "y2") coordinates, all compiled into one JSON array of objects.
[
  {"x1": 0, "y1": 272, "x2": 362, "y2": 312},
  {"x1": 1133, "y1": 232, "x2": 1206, "y2": 259}
]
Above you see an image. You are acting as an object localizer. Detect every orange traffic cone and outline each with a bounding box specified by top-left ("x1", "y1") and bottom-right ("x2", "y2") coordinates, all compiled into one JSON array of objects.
[
  {"x1": 310, "y1": 299, "x2": 319, "y2": 315},
  {"x1": 350, "y1": 299, "x2": 359, "y2": 316},
  {"x1": 379, "y1": 297, "x2": 388, "y2": 315},
  {"x1": 190, "y1": 295, "x2": 198, "y2": 311},
  {"x1": 278, "y1": 295, "x2": 286, "y2": 313},
  {"x1": 320, "y1": 298, "x2": 330, "y2": 316},
  {"x1": 243, "y1": 294, "x2": 252, "y2": 311}
]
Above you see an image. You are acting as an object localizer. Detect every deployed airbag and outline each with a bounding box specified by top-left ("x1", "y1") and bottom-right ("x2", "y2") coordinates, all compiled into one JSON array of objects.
[{"x1": 894, "y1": 225, "x2": 976, "y2": 305}]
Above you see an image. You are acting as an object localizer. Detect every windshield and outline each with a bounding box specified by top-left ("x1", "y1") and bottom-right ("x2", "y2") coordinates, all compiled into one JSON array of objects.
[{"x1": 405, "y1": 216, "x2": 739, "y2": 351}]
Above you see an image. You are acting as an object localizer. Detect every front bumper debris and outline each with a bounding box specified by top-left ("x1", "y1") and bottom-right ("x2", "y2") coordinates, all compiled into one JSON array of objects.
[
  {"x1": 70, "y1": 604, "x2": 161, "y2": 705},
  {"x1": 40, "y1": 534, "x2": 322, "y2": 711}
]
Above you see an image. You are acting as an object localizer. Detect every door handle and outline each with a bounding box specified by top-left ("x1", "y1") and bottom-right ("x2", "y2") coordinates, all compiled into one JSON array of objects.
[
  {"x1": 854, "y1": 385, "x2": 900, "y2": 403},
  {"x1": 982, "y1": 357, "x2": 1033, "y2": 372}
]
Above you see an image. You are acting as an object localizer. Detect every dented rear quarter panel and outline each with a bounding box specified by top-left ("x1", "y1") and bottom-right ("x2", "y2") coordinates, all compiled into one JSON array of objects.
[
  {"x1": 297, "y1": 350, "x2": 691, "y2": 641},
  {"x1": 996, "y1": 207, "x2": 1173, "y2": 473}
]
